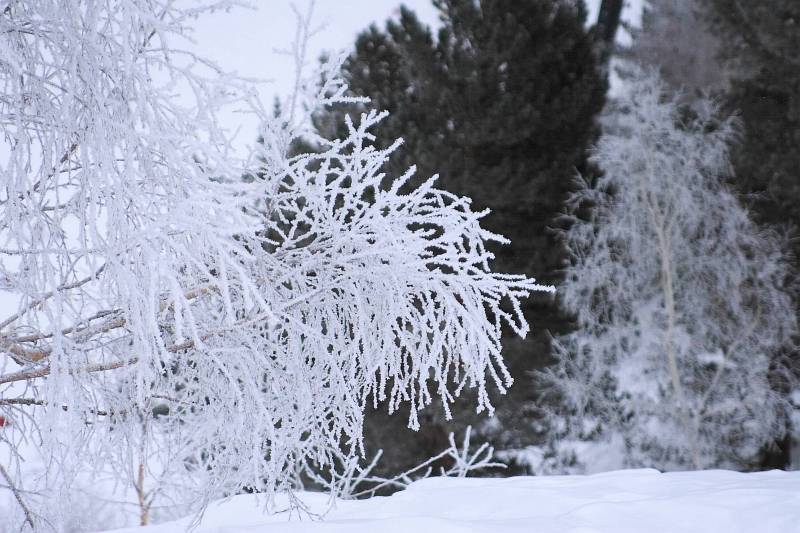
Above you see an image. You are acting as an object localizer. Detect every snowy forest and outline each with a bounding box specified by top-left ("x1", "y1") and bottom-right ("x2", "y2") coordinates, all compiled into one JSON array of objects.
[{"x1": 1, "y1": 1, "x2": 799, "y2": 532}]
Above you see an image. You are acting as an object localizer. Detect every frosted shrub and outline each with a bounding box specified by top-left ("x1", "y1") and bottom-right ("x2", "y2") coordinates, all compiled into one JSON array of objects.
[
  {"x1": 542, "y1": 68, "x2": 796, "y2": 472},
  {"x1": 0, "y1": 1, "x2": 547, "y2": 529}
]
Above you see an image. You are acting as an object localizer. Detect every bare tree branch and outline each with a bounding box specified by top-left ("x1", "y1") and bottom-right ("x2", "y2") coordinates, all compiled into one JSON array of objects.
[{"x1": 0, "y1": 462, "x2": 35, "y2": 529}]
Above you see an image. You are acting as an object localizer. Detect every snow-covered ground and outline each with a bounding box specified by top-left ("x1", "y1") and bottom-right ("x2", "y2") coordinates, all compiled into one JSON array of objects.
[{"x1": 107, "y1": 469, "x2": 800, "y2": 533}]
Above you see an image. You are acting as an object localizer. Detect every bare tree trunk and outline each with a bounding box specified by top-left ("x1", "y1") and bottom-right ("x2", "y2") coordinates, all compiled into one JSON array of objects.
[
  {"x1": 136, "y1": 461, "x2": 149, "y2": 526},
  {"x1": 656, "y1": 230, "x2": 701, "y2": 470},
  {"x1": 596, "y1": 0, "x2": 624, "y2": 64},
  {"x1": 644, "y1": 185, "x2": 702, "y2": 470},
  {"x1": 136, "y1": 417, "x2": 151, "y2": 526}
]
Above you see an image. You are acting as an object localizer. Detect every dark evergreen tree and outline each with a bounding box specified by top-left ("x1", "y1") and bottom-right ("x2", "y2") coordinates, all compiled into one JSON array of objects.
[
  {"x1": 704, "y1": 1, "x2": 800, "y2": 233},
  {"x1": 307, "y1": 0, "x2": 606, "y2": 476}
]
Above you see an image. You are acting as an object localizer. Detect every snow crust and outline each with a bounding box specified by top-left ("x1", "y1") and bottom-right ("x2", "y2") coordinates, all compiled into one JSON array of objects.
[{"x1": 106, "y1": 469, "x2": 800, "y2": 533}]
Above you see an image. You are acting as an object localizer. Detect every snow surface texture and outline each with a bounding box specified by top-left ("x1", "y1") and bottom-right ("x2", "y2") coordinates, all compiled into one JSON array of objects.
[{"x1": 107, "y1": 469, "x2": 800, "y2": 533}]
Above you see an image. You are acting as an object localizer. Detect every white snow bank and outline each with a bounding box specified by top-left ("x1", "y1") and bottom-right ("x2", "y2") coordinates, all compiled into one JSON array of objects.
[{"x1": 106, "y1": 469, "x2": 800, "y2": 533}]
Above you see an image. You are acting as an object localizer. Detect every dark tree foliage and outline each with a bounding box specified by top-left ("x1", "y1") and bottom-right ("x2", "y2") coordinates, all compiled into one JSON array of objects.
[
  {"x1": 306, "y1": 0, "x2": 606, "y2": 476},
  {"x1": 703, "y1": 0, "x2": 800, "y2": 469},
  {"x1": 704, "y1": 1, "x2": 800, "y2": 232}
]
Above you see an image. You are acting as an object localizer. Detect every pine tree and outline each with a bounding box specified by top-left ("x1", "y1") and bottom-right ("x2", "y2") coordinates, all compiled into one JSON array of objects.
[{"x1": 308, "y1": 0, "x2": 606, "y2": 474}]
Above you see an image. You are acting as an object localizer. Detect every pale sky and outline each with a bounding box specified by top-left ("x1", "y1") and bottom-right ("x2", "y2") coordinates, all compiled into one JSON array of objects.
[
  {"x1": 191, "y1": 1, "x2": 442, "y2": 107},
  {"x1": 189, "y1": 0, "x2": 643, "y2": 149},
  {"x1": 192, "y1": 1, "x2": 644, "y2": 97}
]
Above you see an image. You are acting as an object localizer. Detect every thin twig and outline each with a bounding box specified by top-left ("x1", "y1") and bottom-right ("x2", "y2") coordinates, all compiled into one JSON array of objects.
[
  {"x1": 0, "y1": 462, "x2": 35, "y2": 529},
  {"x1": 0, "y1": 398, "x2": 113, "y2": 416},
  {"x1": 0, "y1": 264, "x2": 107, "y2": 331},
  {"x1": 0, "y1": 398, "x2": 43, "y2": 406},
  {"x1": 0, "y1": 358, "x2": 138, "y2": 385}
]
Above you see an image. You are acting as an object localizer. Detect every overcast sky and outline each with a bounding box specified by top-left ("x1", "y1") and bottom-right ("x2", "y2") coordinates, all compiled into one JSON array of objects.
[
  {"x1": 190, "y1": 0, "x2": 643, "y2": 149},
  {"x1": 193, "y1": 1, "x2": 644, "y2": 97}
]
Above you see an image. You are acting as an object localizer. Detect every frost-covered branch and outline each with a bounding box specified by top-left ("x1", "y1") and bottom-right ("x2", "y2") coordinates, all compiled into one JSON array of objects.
[
  {"x1": 0, "y1": 462, "x2": 34, "y2": 529},
  {"x1": 306, "y1": 426, "x2": 504, "y2": 500},
  {"x1": 0, "y1": 1, "x2": 546, "y2": 528}
]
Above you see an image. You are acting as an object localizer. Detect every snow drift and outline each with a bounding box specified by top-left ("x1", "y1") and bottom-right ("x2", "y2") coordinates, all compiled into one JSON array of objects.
[{"x1": 107, "y1": 469, "x2": 800, "y2": 533}]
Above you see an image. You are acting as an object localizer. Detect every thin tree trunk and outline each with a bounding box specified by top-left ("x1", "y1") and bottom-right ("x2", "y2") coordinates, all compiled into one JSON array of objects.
[
  {"x1": 644, "y1": 184, "x2": 702, "y2": 470},
  {"x1": 136, "y1": 417, "x2": 151, "y2": 526},
  {"x1": 136, "y1": 461, "x2": 149, "y2": 526},
  {"x1": 596, "y1": 0, "x2": 624, "y2": 64},
  {"x1": 656, "y1": 232, "x2": 701, "y2": 470}
]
